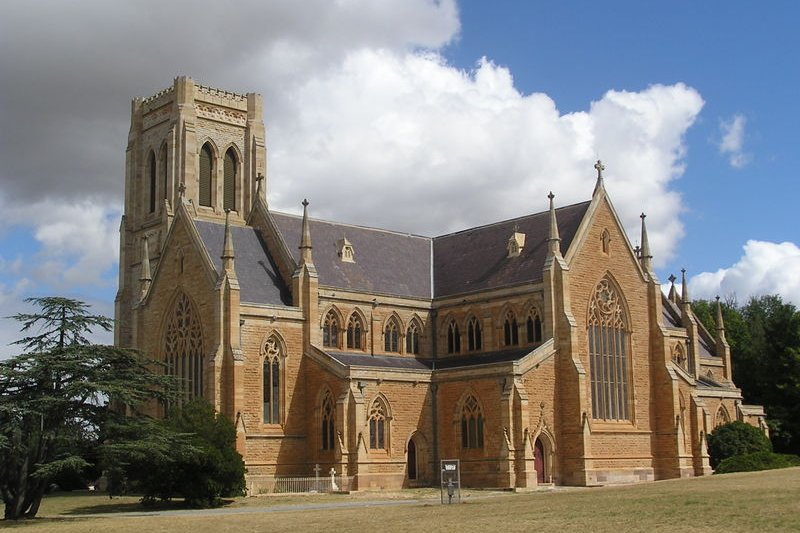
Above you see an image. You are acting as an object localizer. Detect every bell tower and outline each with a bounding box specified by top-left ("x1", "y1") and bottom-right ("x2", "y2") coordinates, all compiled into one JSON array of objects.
[{"x1": 115, "y1": 76, "x2": 266, "y2": 347}]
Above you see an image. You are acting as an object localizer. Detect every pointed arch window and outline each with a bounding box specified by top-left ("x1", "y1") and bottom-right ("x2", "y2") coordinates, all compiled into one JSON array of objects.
[
  {"x1": 447, "y1": 320, "x2": 460, "y2": 354},
  {"x1": 323, "y1": 311, "x2": 340, "y2": 348},
  {"x1": 347, "y1": 313, "x2": 364, "y2": 350},
  {"x1": 321, "y1": 391, "x2": 335, "y2": 451},
  {"x1": 163, "y1": 293, "x2": 204, "y2": 403},
  {"x1": 384, "y1": 318, "x2": 399, "y2": 353},
  {"x1": 526, "y1": 308, "x2": 543, "y2": 344},
  {"x1": 262, "y1": 336, "x2": 283, "y2": 424},
  {"x1": 714, "y1": 406, "x2": 730, "y2": 429},
  {"x1": 461, "y1": 395, "x2": 484, "y2": 449},
  {"x1": 369, "y1": 397, "x2": 389, "y2": 450},
  {"x1": 503, "y1": 312, "x2": 519, "y2": 346},
  {"x1": 223, "y1": 147, "x2": 237, "y2": 212},
  {"x1": 199, "y1": 143, "x2": 213, "y2": 207},
  {"x1": 406, "y1": 321, "x2": 420, "y2": 355},
  {"x1": 588, "y1": 278, "x2": 630, "y2": 421},
  {"x1": 467, "y1": 316, "x2": 482, "y2": 352},
  {"x1": 160, "y1": 145, "x2": 169, "y2": 202},
  {"x1": 147, "y1": 151, "x2": 157, "y2": 213}
]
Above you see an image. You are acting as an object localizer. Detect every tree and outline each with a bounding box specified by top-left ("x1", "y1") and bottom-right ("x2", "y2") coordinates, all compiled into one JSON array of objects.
[
  {"x1": 102, "y1": 399, "x2": 245, "y2": 507},
  {"x1": 707, "y1": 421, "x2": 772, "y2": 468},
  {"x1": 0, "y1": 297, "x2": 174, "y2": 520}
]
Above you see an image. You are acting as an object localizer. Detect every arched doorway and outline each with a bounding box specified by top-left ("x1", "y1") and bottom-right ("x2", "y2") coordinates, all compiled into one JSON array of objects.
[
  {"x1": 407, "y1": 437, "x2": 418, "y2": 480},
  {"x1": 534, "y1": 439, "x2": 545, "y2": 484}
]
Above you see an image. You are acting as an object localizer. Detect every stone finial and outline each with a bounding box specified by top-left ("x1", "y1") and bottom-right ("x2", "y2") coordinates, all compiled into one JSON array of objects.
[
  {"x1": 255, "y1": 173, "x2": 265, "y2": 198},
  {"x1": 222, "y1": 208, "x2": 235, "y2": 270},
  {"x1": 547, "y1": 191, "x2": 561, "y2": 257},
  {"x1": 592, "y1": 160, "x2": 606, "y2": 196},
  {"x1": 300, "y1": 199, "x2": 313, "y2": 265},
  {"x1": 667, "y1": 274, "x2": 678, "y2": 303},
  {"x1": 139, "y1": 234, "x2": 152, "y2": 301},
  {"x1": 639, "y1": 213, "x2": 653, "y2": 273},
  {"x1": 178, "y1": 182, "x2": 186, "y2": 198},
  {"x1": 681, "y1": 268, "x2": 689, "y2": 304},
  {"x1": 715, "y1": 296, "x2": 726, "y2": 334}
]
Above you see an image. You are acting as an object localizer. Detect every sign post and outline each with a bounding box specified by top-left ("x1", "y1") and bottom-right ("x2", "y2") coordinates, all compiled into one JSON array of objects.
[{"x1": 440, "y1": 459, "x2": 461, "y2": 504}]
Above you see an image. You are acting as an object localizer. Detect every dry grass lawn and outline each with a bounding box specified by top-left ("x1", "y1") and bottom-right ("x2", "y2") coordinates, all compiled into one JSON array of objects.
[{"x1": 4, "y1": 467, "x2": 799, "y2": 532}]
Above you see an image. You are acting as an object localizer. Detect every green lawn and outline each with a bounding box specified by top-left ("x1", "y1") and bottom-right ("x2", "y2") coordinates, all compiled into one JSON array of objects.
[{"x1": 5, "y1": 468, "x2": 800, "y2": 532}]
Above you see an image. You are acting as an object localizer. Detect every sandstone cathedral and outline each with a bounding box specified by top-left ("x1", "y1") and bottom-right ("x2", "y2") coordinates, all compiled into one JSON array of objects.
[{"x1": 115, "y1": 77, "x2": 766, "y2": 490}]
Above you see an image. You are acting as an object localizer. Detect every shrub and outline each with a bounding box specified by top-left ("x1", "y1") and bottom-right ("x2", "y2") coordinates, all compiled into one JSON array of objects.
[
  {"x1": 707, "y1": 421, "x2": 771, "y2": 468},
  {"x1": 715, "y1": 451, "x2": 800, "y2": 474}
]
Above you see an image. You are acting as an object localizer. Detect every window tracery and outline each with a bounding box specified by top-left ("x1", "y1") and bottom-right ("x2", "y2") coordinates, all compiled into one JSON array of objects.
[
  {"x1": 503, "y1": 311, "x2": 519, "y2": 346},
  {"x1": 526, "y1": 308, "x2": 543, "y2": 344},
  {"x1": 323, "y1": 310, "x2": 339, "y2": 348},
  {"x1": 347, "y1": 313, "x2": 364, "y2": 350},
  {"x1": 467, "y1": 316, "x2": 482, "y2": 351},
  {"x1": 447, "y1": 320, "x2": 460, "y2": 354},
  {"x1": 163, "y1": 292, "x2": 204, "y2": 402},
  {"x1": 461, "y1": 395, "x2": 484, "y2": 449},
  {"x1": 406, "y1": 321, "x2": 420, "y2": 355},
  {"x1": 588, "y1": 278, "x2": 630, "y2": 421},
  {"x1": 262, "y1": 335, "x2": 283, "y2": 424},
  {"x1": 384, "y1": 318, "x2": 399, "y2": 353},
  {"x1": 368, "y1": 397, "x2": 388, "y2": 450}
]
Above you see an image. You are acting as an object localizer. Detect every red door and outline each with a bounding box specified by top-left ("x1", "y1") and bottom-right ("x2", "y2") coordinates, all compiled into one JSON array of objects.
[{"x1": 534, "y1": 439, "x2": 545, "y2": 483}]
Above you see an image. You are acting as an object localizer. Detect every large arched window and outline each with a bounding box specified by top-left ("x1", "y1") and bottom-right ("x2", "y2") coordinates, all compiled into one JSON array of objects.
[
  {"x1": 467, "y1": 316, "x2": 482, "y2": 351},
  {"x1": 199, "y1": 143, "x2": 213, "y2": 207},
  {"x1": 460, "y1": 395, "x2": 484, "y2": 449},
  {"x1": 368, "y1": 397, "x2": 389, "y2": 450},
  {"x1": 223, "y1": 147, "x2": 237, "y2": 212},
  {"x1": 323, "y1": 310, "x2": 339, "y2": 348},
  {"x1": 262, "y1": 335, "x2": 283, "y2": 424},
  {"x1": 347, "y1": 313, "x2": 364, "y2": 350},
  {"x1": 503, "y1": 311, "x2": 519, "y2": 346},
  {"x1": 714, "y1": 405, "x2": 731, "y2": 429},
  {"x1": 163, "y1": 292, "x2": 204, "y2": 402},
  {"x1": 147, "y1": 151, "x2": 157, "y2": 213},
  {"x1": 526, "y1": 308, "x2": 542, "y2": 344},
  {"x1": 321, "y1": 391, "x2": 335, "y2": 451},
  {"x1": 384, "y1": 318, "x2": 399, "y2": 353},
  {"x1": 447, "y1": 320, "x2": 460, "y2": 354},
  {"x1": 588, "y1": 277, "x2": 630, "y2": 421},
  {"x1": 406, "y1": 321, "x2": 420, "y2": 355}
]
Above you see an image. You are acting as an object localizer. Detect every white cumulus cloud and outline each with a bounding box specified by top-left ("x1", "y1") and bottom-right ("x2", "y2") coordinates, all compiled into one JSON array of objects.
[
  {"x1": 718, "y1": 114, "x2": 750, "y2": 168},
  {"x1": 267, "y1": 51, "x2": 704, "y2": 267},
  {"x1": 690, "y1": 240, "x2": 800, "y2": 306}
]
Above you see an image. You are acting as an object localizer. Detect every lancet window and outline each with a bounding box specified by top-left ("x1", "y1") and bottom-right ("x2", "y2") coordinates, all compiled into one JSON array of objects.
[
  {"x1": 526, "y1": 308, "x2": 543, "y2": 344},
  {"x1": 148, "y1": 151, "x2": 157, "y2": 213},
  {"x1": 503, "y1": 312, "x2": 519, "y2": 346},
  {"x1": 384, "y1": 318, "x2": 400, "y2": 353},
  {"x1": 467, "y1": 316, "x2": 482, "y2": 351},
  {"x1": 588, "y1": 277, "x2": 630, "y2": 421},
  {"x1": 321, "y1": 391, "x2": 335, "y2": 451},
  {"x1": 447, "y1": 320, "x2": 460, "y2": 354},
  {"x1": 160, "y1": 144, "x2": 168, "y2": 202},
  {"x1": 460, "y1": 395, "x2": 484, "y2": 449},
  {"x1": 368, "y1": 397, "x2": 388, "y2": 450},
  {"x1": 223, "y1": 147, "x2": 237, "y2": 212},
  {"x1": 199, "y1": 143, "x2": 213, "y2": 207},
  {"x1": 323, "y1": 311, "x2": 339, "y2": 348},
  {"x1": 163, "y1": 292, "x2": 204, "y2": 403},
  {"x1": 406, "y1": 321, "x2": 420, "y2": 355},
  {"x1": 347, "y1": 313, "x2": 364, "y2": 350},
  {"x1": 262, "y1": 335, "x2": 283, "y2": 424}
]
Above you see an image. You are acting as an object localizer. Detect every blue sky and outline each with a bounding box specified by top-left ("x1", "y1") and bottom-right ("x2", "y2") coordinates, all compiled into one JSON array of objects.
[{"x1": 0, "y1": 1, "x2": 798, "y2": 354}]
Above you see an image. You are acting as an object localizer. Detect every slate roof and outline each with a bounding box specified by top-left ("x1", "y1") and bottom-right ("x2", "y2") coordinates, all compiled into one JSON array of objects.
[
  {"x1": 271, "y1": 212, "x2": 432, "y2": 299},
  {"x1": 195, "y1": 220, "x2": 292, "y2": 306},
  {"x1": 432, "y1": 201, "x2": 591, "y2": 297}
]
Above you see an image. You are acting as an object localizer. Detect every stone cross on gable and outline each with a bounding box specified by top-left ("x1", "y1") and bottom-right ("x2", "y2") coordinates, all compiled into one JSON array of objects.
[
  {"x1": 255, "y1": 173, "x2": 264, "y2": 185},
  {"x1": 178, "y1": 182, "x2": 186, "y2": 198},
  {"x1": 594, "y1": 160, "x2": 605, "y2": 180},
  {"x1": 302, "y1": 198, "x2": 309, "y2": 208}
]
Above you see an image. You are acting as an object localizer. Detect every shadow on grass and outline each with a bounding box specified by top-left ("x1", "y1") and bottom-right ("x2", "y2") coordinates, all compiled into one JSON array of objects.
[{"x1": 62, "y1": 496, "x2": 237, "y2": 515}]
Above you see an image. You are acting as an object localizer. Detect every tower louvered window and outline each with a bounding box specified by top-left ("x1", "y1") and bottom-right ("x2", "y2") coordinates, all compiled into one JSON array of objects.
[
  {"x1": 160, "y1": 145, "x2": 168, "y2": 201},
  {"x1": 223, "y1": 148, "x2": 236, "y2": 211},
  {"x1": 263, "y1": 336, "x2": 283, "y2": 424},
  {"x1": 148, "y1": 151, "x2": 157, "y2": 213},
  {"x1": 588, "y1": 278, "x2": 630, "y2": 421},
  {"x1": 163, "y1": 293, "x2": 204, "y2": 404},
  {"x1": 199, "y1": 143, "x2": 213, "y2": 207}
]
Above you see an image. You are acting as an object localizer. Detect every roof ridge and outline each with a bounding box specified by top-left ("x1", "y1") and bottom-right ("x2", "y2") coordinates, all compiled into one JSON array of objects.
[
  {"x1": 270, "y1": 210, "x2": 432, "y2": 240},
  {"x1": 433, "y1": 199, "x2": 591, "y2": 240}
]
